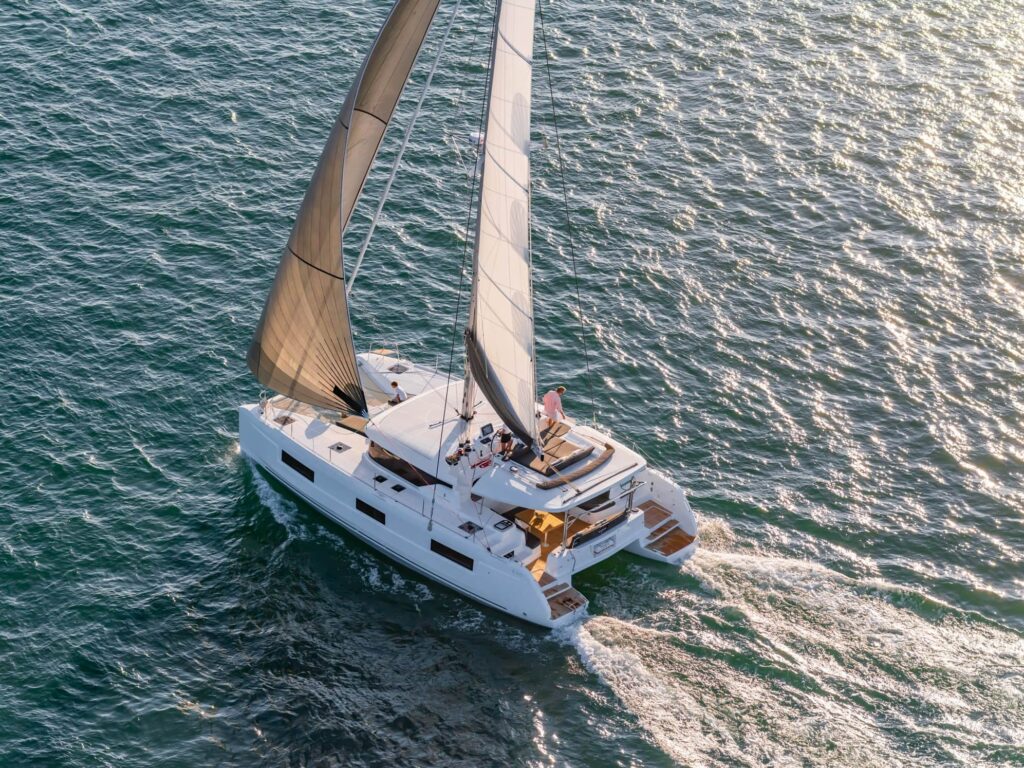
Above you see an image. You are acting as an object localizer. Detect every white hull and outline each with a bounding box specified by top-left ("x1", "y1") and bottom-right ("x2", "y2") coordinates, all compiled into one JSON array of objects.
[
  {"x1": 240, "y1": 404, "x2": 563, "y2": 625},
  {"x1": 238, "y1": 357, "x2": 698, "y2": 628}
]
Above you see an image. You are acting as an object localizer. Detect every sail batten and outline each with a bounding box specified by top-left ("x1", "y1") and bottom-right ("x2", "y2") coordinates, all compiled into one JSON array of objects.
[
  {"x1": 248, "y1": 0, "x2": 441, "y2": 414},
  {"x1": 465, "y1": 0, "x2": 539, "y2": 447}
]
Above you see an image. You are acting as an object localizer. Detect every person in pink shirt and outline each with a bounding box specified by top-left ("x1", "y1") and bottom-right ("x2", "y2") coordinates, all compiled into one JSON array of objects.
[{"x1": 542, "y1": 385, "x2": 566, "y2": 429}]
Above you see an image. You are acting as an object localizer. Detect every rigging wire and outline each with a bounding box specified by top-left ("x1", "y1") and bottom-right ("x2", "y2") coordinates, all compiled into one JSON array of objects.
[
  {"x1": 427, "y1": 0, "x2": 500, "y2": 530},
  {"x1": 347, "y1": 0, "x2": 463, "y2": 295},
  {"x1": 537, "y1": 0, "x2": 596, "y2": 424}
]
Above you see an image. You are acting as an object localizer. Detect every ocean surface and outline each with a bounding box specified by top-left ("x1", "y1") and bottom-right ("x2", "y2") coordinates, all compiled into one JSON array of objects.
[{"x1": 2, "y1": 0, "x2": 1023, "y2": 765}]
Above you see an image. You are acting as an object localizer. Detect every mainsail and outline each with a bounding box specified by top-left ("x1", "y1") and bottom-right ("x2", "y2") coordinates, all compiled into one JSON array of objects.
[
  {"x1": 248, "y1": 0, "x2": 440, "y2": 414},
  {"x1": 464, "y1": 0, "x2": 539, "y2": 447}
]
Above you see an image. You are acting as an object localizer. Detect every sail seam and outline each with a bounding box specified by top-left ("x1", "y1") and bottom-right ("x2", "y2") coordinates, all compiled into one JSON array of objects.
[
  {"x1": 497, "y1": 27, "x2": 530, "y2": 63},
  {"x1": 286, "y1": 245, "x2": 345, "y2": 281},
  {"x1": 352, "y1": 106, "x2": 388, "y2": 125},
  {"x1": 483, "y1": 145, "x2": 529, "y2": 194}
]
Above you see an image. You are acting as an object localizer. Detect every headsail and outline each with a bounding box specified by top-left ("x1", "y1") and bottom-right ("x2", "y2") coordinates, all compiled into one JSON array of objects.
[
  {"x1": 464, "y1": 0, "x2": 539, "y2": 447},
  {"x1": 248, "y1": 0, "x2": 441, "y2": 414}
]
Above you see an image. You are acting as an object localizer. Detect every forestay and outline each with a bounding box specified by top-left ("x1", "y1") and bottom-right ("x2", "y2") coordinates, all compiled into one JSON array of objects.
[
  {"x1": 465, "y1": 0, "x2": 539, "y2": 447},
  {"x1": 248, "y1": 0, "x2": 440, "y2": 414}
]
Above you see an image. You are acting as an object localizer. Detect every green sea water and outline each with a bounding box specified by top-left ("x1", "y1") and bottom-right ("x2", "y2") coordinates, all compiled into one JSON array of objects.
[{"x1": 2, "y1": 0, "x2": 1023, "y2": 765}]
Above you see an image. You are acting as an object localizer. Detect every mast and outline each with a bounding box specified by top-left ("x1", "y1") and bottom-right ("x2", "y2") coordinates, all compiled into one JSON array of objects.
[
  {"x1": 247, "y1": 0, "x2": 441, "y2": 414},
  {"x1": 458, "y1": 10, "x2": 500, "y2": 426},
  {"x1": 461, "y1": 0, "x2": 539, "y2": 447}
]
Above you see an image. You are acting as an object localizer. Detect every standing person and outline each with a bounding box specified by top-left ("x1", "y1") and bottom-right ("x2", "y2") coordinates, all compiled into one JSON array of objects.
[
  {"x1": 389, "y1": 381, "x2": 408, "y2": 406},
  {"x1": 542, "y1": 385, "x2": 566, "y2": 429},
  {"x1": 497, "y1": 427, "x2": 515, "y2": 461}
]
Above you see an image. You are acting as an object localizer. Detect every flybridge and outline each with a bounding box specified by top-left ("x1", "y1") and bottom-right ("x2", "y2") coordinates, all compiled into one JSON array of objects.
[{"x1": 364, "y1": 375, "x2": 645, "y2": 514}]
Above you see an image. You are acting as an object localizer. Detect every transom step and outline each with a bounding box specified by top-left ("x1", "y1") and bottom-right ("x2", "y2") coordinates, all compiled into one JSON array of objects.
[
  {"x1": 548, "y1": 586, "x2": 587, "y2": 620},
  {"x1": 543, "y1": 582, "x2": 570, "y2": 598},
  {"x1": 647, "y1": 527, "x2": 696, "y2": 556},
  {"x1": 638, "y1": 499, "x2": 695, "y2": 557},
  {"x1": 647, "y1": 520, "x2": 678, "y2": 540},
  {"x1": 640, "y1": 499, "x2": 672, "y2": 528}
]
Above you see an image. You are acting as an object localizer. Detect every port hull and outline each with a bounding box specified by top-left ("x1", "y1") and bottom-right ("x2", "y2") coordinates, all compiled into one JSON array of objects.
[{"x1": 240, "y1": 404, "x2": 569, "y2": 627}]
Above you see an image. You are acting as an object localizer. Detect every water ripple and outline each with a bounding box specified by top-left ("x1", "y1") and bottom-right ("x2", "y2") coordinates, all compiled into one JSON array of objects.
[{"x1": 1, "y1": 0, "x2": 1023, "y2": 765}]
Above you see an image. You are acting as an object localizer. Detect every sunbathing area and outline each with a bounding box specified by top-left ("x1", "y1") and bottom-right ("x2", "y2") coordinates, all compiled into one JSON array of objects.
[{"x1": 508, "y1": 421, "x2": 615, "y2": 489}]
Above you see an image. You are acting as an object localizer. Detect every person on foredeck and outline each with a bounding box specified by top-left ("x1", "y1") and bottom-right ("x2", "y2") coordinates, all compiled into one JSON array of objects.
[
  {"x1": 542, "y1": 385, "x2": 566, "y2": 430},
  {"x1": 388, "y1": 381, "x2": 408, "y2": 406}
]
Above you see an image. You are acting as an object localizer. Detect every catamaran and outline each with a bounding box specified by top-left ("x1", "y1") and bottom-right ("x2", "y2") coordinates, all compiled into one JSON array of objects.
[{"x1": 238, "y1": 0, "x2": 698, "y2": 628}]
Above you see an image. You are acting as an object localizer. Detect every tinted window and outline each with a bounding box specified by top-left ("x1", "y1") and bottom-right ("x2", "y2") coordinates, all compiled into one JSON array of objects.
[
  {"x1": 430, "y1": 539, "x2": 473, "y2": 570},
  {"x1": 579, "y1": 490, "x2": 611, "y2": 511},
  {"x1": 356, "y1": 498, "x2": 385, "y2": 524},
  {"x1": 281, "y1": 451, "x2": 314, "y2": 482},
  {"x1": 368, "y1": 442, "x2": 450, "y2": 488}
]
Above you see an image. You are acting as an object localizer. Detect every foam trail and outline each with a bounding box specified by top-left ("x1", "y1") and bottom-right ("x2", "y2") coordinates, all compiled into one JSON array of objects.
[
  {"x1": 561, "y1": 549, "x2": 1024, "y2": 766},
  {"x1": 557, "y1": 618, "x2": 737, "y2": 765},
  {"x1": 689, "y1": 515, "x2": 735, "y2": 551}
]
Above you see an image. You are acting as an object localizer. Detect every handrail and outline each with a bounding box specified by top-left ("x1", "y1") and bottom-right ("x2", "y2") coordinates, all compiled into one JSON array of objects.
[
  {"x1": 563, "y1": 461, "x2": 640, "y2": 502},
  {"x1": 567, "y1": 508, "x2": 631, "y2": 549}
]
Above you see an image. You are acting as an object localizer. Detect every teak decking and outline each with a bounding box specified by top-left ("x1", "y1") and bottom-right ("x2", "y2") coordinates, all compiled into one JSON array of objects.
[{"x1": 638, "y1": 500, "x2": 695, "y2": 557}]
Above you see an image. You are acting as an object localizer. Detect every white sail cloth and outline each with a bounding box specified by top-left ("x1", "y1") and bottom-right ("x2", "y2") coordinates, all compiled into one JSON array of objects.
[
  {"x1": 465, "y1": 0, "x2": 539, "y2": 447},
  {"x1": 248, "y1": 0, "x2": 440, "y2": 414}
]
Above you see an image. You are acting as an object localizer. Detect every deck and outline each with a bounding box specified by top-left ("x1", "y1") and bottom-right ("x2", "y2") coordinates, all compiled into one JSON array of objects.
[{"x1": 638, "y1": 500, "x2": 695, "y2": 557}]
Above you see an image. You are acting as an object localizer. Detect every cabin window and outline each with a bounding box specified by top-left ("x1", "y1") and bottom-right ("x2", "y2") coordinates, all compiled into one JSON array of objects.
[
  {"x1": 430, "y1": 539, "x2": 474, "y2": 570},
  {"x1": 356, "y1": 498, "x2": 385, "y2": 524},
  {"x1": 281, "y1": 450, "x2": 314, "y2": 482},
  {"x1": 579, "y1": 490, "x2": 611, "y2": 511},
  {"x1": 368, "y1": 442, "x2": 450, "y2": 488}
]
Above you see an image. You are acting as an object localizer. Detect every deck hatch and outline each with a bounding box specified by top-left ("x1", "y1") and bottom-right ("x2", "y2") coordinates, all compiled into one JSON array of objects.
[
  {"x1": 281, "y1": 450, "x2": 314, "y2": 482},
  {"x1": 430, "y1": 540, "x2": 474, "y2": 570},
  {"x1": 356, "y1": 498, "x2": 386, "y2": 524}
]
